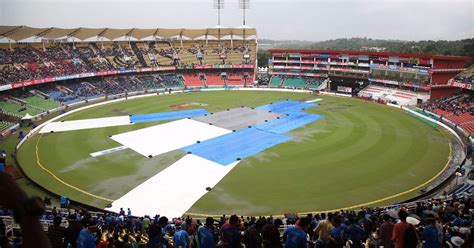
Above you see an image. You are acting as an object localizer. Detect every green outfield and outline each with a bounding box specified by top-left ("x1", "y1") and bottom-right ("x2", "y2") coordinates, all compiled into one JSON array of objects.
[{"x1": 14, "y1": 91, "x2": 451, "y2": 216}]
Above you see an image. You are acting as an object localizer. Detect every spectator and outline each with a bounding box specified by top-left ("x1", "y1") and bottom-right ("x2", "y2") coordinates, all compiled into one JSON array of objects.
[
  {"x1": 329, "y1": 215, "x2": 347, "y2": 248},
  {"x1": 65, "y1": 214, "x2": 82, "y2": 248},
  {"x1": 132, "y1": 236, "x2": 142, "y2": 248},
  {"x1": 48, "y1": 216, "x2": 66, "y2": 248},
  {"x1": 0, "y1": 172, "x2": 52, "y2": 248},
  {"x1": 379, "y1": 214, "x2": 395, "y2": 248},
  {"x1": 283, "y1": 217, "x2": 310, "y2": 248},
  {"x1": 262, "y1": 218, "x2": 283, "y2": 248},
  {"x1": 242, "y1": 218, "x2": 264, "y2": 248},
  {"x1": 220, "y1": 215, "x2": 242, "y2": 248},
  {"x1": 421, "y1": 217, "x2": 439, "y2": 248},
  {"x1": 123, "y1": 234, "x2": 133, "y2": 248},
  {"x1": 77, "y1": 218, "x2": 97, "y2": 248},
  {"x1": 392, "y1": 209, "x2": 415, "y2": 248},
  {"x1": 196, "y1": 217, "x2": 217, "y2": 248},
  {"x1": 146, "y1": 216, "x2": 169, "y2": 248},
  {"x1": 314, "y1": 213, "x2": 333, "y2": 246},
  {"x1": 347, "y1": 217, "x2": 365, "y2": 248},
  {"x1": 174, "y1": 220, "x2": 189, "y2": 248}
]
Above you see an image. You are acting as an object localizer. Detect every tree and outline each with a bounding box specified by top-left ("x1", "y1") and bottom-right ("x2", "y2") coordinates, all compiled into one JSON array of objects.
[
  {"x1": 462, "y1": 39, "x2": 474, "y2": 66},
  {"x1": 257, "y1": 49, "x2": 270, "y2": 68}
]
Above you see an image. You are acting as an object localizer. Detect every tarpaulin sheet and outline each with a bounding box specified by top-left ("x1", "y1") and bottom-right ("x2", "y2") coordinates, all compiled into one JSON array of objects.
[
  {"x1": 255, "y1": 112, "x2": 324, "y2": 134},
  {"x1": 129, "y1": 109, "x2": 208, "y2": 123},
  {"x1": 256, "y1": 100, "x2": 318, "y2": 114},
  {"x1": 182, "y1": 128, "x2": 290, "y2": 165},
  {"x1": 111, "y1": 119, "x2": 231, "y2": 157}
]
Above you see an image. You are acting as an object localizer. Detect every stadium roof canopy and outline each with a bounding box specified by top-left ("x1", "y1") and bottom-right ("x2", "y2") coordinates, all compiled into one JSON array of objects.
[{"x1": 0, "y1": 26, "x2": 257, "y2": 41}]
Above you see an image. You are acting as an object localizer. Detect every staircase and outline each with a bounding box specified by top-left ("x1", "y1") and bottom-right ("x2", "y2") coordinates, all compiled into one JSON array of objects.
[
  {"x1": 30, "y1": 90, "x2": 50, "y2": 99},
  {"x1": 90, "y1": 43, "x2": 102, "y2": 56},
  {"x1": 58, "y1": 85, "x2": 73, "y2": 94},
  {"x1": 317, "y1": 79, "x2": 330, "y2": 91},
  {"x1": 81, "y1": 57, "x2": 95, "y2": 71},
  {"x1": 8, "y1": 97, "x2": 26, "y2": 105},
  {"x1": 202, "y1": 75, "x2": 208, "y2": 88},
  {"x1": 130, "y1": 42, "x2": 148, "y2": 67}
]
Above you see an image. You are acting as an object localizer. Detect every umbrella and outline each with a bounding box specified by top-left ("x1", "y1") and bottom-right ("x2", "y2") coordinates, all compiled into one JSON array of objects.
[
  {"x1": 406, "y1": 215, "x2": 421, "y2": 225},
  {"x1": 450, "y1": 236, "x2": 464, "y2": 247}
]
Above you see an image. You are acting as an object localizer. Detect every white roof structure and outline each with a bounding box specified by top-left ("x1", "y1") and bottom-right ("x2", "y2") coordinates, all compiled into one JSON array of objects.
[{"x1": 0, "y1": 25, "x2": 257, "y2": 42}]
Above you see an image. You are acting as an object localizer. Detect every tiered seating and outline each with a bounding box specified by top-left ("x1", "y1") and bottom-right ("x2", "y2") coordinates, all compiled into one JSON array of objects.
[
  {"x1": 206, "y1": 75, "x2": 225, "y2": 87},
  {"x1": 432, "y1": 109, "x2": 454, "y2": 117},
  {"x1": 159, "y1": 74, "x2": 183, "y2": 88},
  {"x1": 283, "y1": 78, "x2": 306, "y2": 88},
  {"x1": 0, "y1": 121, "x2": 13, "y2": 132},
  {"x1": 0, "y1": 39, "x2": 256, "y2": 86},
  {"x1": 23, "y1": 96, "x2": 60, "y2": 110},
  {"x1": 0, "y1": 101, "x2": 24, "y2": 117},
  {"x1": 269, "y1": 76, "x2": 283, "y2": 87},
  {"x1": 226, "y1": 75, "x2": 245, "y2": 86},
  {"x1": 183, "y1": 74, "x2": 204, "y2": 87},
  {"x1": 306, "y1": 81, "x2": 322, "y2": 89},
  {"x1": 358, "y1": 85, "x2": 424, "y2": 105},
  {"x1": 392, "y1": 91, "x2": 416, "y2": 99},
  {"x1": 445, "y1": 113, "x2": 474, "y2": 124},
  {"x1": 422, "y1": 94, "x2": 474, "y2": 134},
  {"x1": 434, "y1": 110, "x2": 474, "y2": 133},
  {"x1": 0, "y1": 101, "x2": 41, "y2": 116},
  {"x1": 460, "y1": 123, "x2": 474, "y2": 134},
  {"x1": 451, "y1": 65, "x2": 474, "y2": 84}
]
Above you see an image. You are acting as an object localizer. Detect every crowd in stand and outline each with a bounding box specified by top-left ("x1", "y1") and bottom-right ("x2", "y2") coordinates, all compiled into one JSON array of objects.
[
  {"x1": 0, "y1": 41, "x2": 254, "y2": 86},
  {"x1": 0, "y1": 73, "x2": 184, "y2": 108},
  {"x1": 452, "y1": 66, "x2": 474, "y2": 84},
  {"x1": 0, "y1": 188, "x2": 472, "y2": 248},
  {"x1": 40, "y1": 73, "x2": 183, "y2": 104},
  {"x1": 421, "y1": 94, "x2": 474, "y2": 116}
]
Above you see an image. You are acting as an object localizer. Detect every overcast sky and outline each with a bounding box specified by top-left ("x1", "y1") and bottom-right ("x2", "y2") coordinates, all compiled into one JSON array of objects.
[{"x1": 1, "y1": 0, "x2": 473, "y2": 41}]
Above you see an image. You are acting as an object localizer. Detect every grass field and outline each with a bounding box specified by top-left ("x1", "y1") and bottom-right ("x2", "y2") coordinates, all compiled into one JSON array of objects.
[{"x1": 14, "y1": 91, "x2": 451, "y2": 216}]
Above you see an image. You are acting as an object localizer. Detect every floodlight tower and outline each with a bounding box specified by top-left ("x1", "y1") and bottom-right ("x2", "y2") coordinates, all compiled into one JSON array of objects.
[
  {"x1": 239, "y1": 0, "x2": 250, "y2": 44},
  {"x1": 213, "y1": 0, "x2": 225, "y2": 41}
]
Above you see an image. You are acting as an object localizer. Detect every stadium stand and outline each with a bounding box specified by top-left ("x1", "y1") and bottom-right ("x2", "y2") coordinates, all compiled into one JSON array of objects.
[
  {"x1": 283, "y1": 77, "x2": 306, "y2": 88},
  {"x1": 226, "y1": 74, "x2": 246, "y2": 86},
  {"x1": 23, "y1": 96, "x2": 60, "y2": 111},
  {"x1": 305, "y1": 78, "x2": 323, "y2": 89},
  {"x1": 183, "y1": 74, "x2": 205, "y2": 87},
  {"x1": 422, "y1": 93, "x2": 474, "y2": 134},
  {"x1": 205, "y1": 74, "x2": 225, "y2": 87},
  {"x1": 0, "y1": 100, "x2": 41, "y2": 117},
  {"x1": 452, "y1": 65, "x2": 474, "y2": 84},
  {"x1": 0, "y1": 121, "x2": 13, "y2": 132},
  {"x1": 358, "y1": 85, "x2": 429, "y2": 105},
  {"x1": 0, "y1": 34, "x2": 255, "y2": 87},
  {"x1": 269, "y1": 76, "x2": 284, "y2": 87}
]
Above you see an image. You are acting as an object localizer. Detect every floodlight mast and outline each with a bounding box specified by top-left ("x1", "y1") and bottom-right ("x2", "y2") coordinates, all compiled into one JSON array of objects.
[
  {"x1": 213, "y1": 0, "x2": 225, "y2": 41},
  {"x1": 239, "y1": 0, "x2": 250, "y2": 44}
]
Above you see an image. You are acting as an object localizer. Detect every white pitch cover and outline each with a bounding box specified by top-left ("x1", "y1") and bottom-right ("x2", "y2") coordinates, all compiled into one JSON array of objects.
[
  {"x1": 106, "y1": 154, "x2": 239, "y2": 217},
  {"x1": 110, "y1": 118, "x2": 231, "y2": 157},
  {"x1": 39, "y1": 116, "x2": 132, "y2": 133}
]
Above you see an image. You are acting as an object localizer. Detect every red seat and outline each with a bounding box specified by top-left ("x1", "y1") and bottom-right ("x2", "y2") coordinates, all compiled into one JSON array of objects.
[
  {"x1": 206, "y1": 75, "x2": 225, "y2": 86},
  {"x1": 184, "y1": 74, "x2": 203, "y2": 87}
]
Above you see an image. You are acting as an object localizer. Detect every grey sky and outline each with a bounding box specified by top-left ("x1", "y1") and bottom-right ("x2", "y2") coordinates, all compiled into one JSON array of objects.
[{"x1": 1, "y1": 0, "x2": 473, "y2": 41}]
